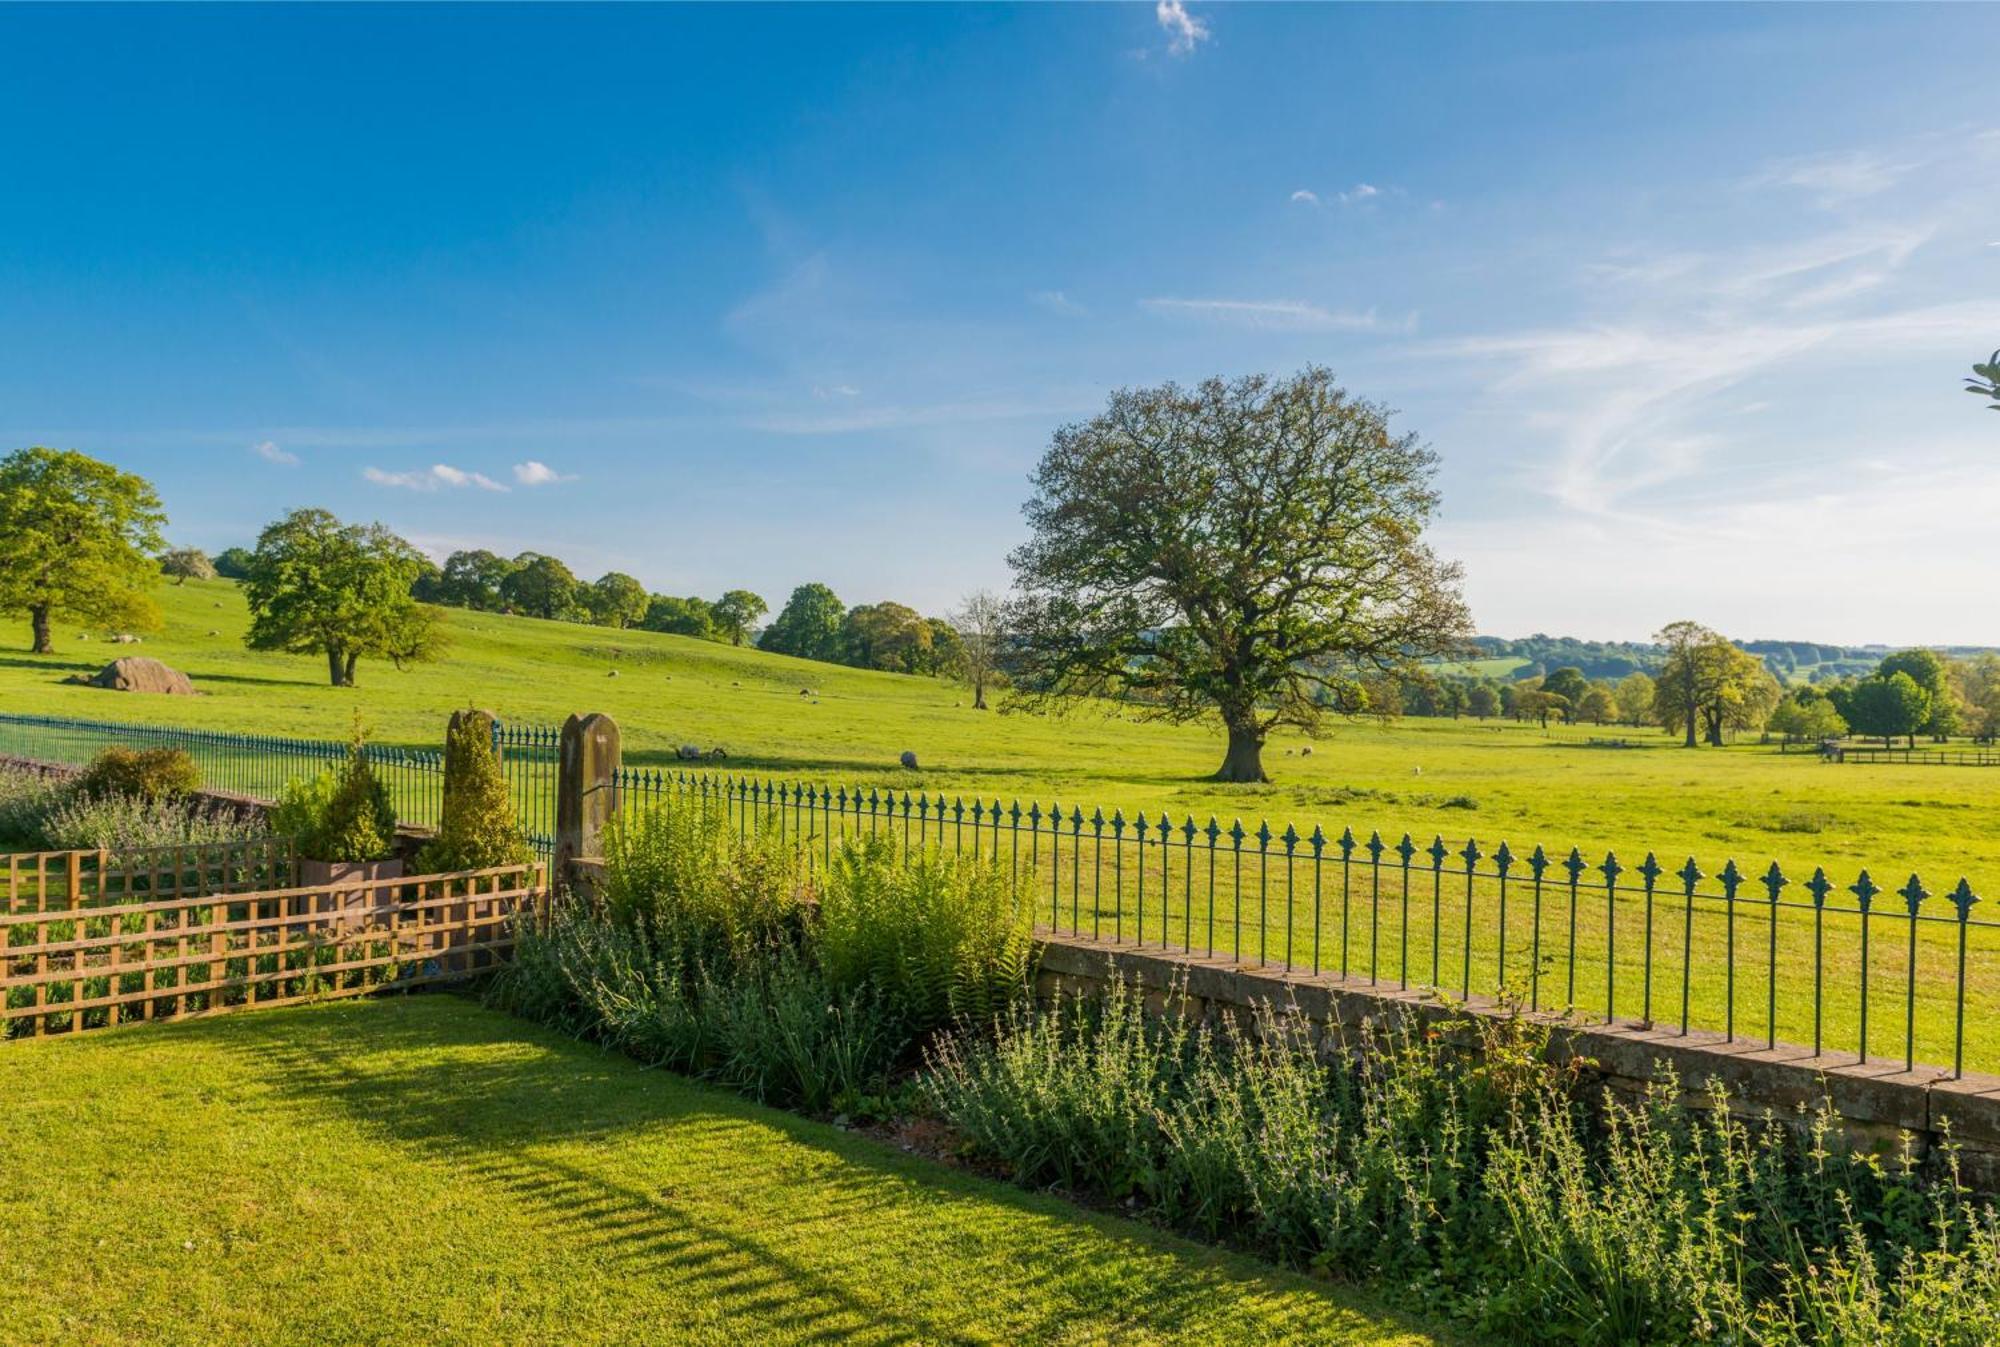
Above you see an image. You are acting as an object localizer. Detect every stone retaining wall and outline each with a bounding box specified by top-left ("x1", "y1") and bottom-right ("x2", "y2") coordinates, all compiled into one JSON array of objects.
[{"x1": 1035, "y1": 932, "x2": 2000, "y2": 1193}]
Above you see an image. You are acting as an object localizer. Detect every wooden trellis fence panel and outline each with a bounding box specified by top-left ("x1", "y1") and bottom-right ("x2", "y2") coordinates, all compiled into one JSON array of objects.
[
  {"x1": 2, "y1": 860, "x2": 543, "y2": 1039},
  {"x1": 2, "y1": 837, "x2": 297, "y2": 913}
]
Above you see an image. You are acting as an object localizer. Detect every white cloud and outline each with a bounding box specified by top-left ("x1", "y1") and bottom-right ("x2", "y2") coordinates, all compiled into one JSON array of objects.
[
  {"x1": 1338, "y1": 183, "x2": 1381, "y2": 205},
  {"x1": 250, "y1": 439, "x2": 298, "y2": 466},
  {"x1": 1030, "y1": 289, "x2": 1086, "y2": 315},
  {"x1": 1141, "y1": 297, "x2": 1410, "y2": 333},
  {"x1": 1155, "y1": 0, "x2": 1209, "y2": 56},
  {"x1": 810, "y1": 385, "x2": 861, "y2": 400},
  {"x1": 364, "y1": 464, "x2": 509, "y2": 492},
  {"x1": 512, "y1": 460, "x2": 575, "y2": 487},
  {"x1": 1753, "y1": 148, "x2": 1914, "y2": 206},
  {"x1": 1289, "y1": 189, "x2": 1321, "y2": 207}
]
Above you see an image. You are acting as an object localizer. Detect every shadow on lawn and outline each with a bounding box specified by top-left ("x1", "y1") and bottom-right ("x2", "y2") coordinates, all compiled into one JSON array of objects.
[{"x1": 178, "y1": 995, "x2": 1438, "y2": 1346}]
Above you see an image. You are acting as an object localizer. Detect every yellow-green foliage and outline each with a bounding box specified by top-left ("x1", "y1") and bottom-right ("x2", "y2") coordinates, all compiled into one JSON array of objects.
[
  {"x1": 598, "y1": 802, "x2": 809, "y2": 971},
  {"x1": 272, "y1": 741, "x2": 395, "y2": 863},
  {"x1": 76, "y1": 746, "x2": 199, "y2": 801},
  {"x1": 417, "y1": 713, "x2": 529, "y2": 873},
  {"x1": 817, "y1": 834, "x2": 1036, "y2": 1033}
]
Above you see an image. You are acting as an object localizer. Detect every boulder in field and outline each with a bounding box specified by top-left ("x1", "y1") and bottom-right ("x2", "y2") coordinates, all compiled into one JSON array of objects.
[
  {"x1": 899, "y1": 750, "x2": 919, "y2": 770},
  {"x1": 86, "y1": 657, "x2": 196, "y2": 696}
]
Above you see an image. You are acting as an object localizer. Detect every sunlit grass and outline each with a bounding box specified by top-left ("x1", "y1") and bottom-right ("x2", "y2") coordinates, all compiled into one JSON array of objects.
[{"x1": 0, "y1": 995, "x2": 1448, "y2": 1346}]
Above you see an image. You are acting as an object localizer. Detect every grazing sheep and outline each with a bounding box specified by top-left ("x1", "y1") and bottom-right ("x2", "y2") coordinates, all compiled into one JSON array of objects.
[
  {"x1": 607, "y1": 669, "x2": 619, "y2": 677},
  {"x1": 899, "y1": 751, "x2": 919, "y2": 770},
  {"x1": 678, "y1": 744, "x2": 702, "y2": 760},
  {"x1": 1300, "y1": 745, "x2": 1313, "y2": 757}
]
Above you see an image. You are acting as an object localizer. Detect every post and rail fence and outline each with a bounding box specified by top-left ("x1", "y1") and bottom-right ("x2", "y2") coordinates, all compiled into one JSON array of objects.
[{"x1": 6, "y1": 709, "x2": 2000, "y2": 1080}]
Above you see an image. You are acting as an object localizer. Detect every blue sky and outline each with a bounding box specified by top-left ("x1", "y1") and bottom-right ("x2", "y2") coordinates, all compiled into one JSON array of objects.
[{"x1": 3, "y1": 4, "x2": 1995, "y2": 644}]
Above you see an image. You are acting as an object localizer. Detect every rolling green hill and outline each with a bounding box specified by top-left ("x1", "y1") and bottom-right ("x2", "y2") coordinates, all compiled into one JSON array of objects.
[{"x1": 3, "y1": 578, "x2": 1998, "y2": 894}]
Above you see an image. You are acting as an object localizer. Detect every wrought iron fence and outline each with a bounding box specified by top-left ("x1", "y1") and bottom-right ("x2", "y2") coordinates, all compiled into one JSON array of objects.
[
  {"x1": 613, "y1": 767, "x2": 2000, "y2": 1081},
  {"x1": 0, "y1": 714, "x2": 560, "y2": 861}
]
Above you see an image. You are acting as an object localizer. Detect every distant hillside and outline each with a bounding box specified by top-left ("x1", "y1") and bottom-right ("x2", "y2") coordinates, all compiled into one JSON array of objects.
[{"x1": 1458, "y1": 634, "x2": 2000, "y2": 685}]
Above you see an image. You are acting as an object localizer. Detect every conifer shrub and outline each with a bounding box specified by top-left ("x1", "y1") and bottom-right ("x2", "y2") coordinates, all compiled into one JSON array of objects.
[{"x1": 416, "y1": 712, "x2": 530, "y2": 873}]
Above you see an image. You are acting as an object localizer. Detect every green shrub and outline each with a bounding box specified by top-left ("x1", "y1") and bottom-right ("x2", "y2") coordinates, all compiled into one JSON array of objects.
[
  {"x1": 597, "y1": 802, "x2": 808, "y2": 973},
  {"x1": 706, "y1": 951, "x2": 901, "y2": 1114},
  {"x1": 491, "y1": 899, "x2": 903, "y2": 1118},
  {"x1": 35, "y1": 790, "x2": 266, "y2": 853},
  {"x1": 817, "y1": 835, "x2": 1036, "y2": 1037},
  {"x1": 0, "y1": 766, "x2": 68, "y2": 846},
  {"x1": 416, "y1": 713, "x2": 530, "y2": 874},
  {"x1": 272, "y1": 739, "x2": 396, "y2": 863},
  {"x1": 76, "y1": 747, "x2": 200, "y2": 801}
]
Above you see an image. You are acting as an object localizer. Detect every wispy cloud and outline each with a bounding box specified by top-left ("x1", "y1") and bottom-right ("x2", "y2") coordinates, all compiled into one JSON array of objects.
[
  {"x1": 1337, "y1": 183, "x2": 1381, "y2": 205},
  {"x1": 1030, "y1": 289, "x2": 1087, "y2": 315},
  {"x1": 810, "y1": 384, "x2": 861, "y2": 400},
  {"x1": 364, "y1": 464, "x2": 509, "y2": 492},
  {"x1": 1155, "y1": 0, "x2": 1209, "y2": 56},
  {"x1": 512, "y1": 460, "x2": 574, "y2": 487},
  {"x1": 251, "y1": 439, "x2": 298, "y2": 466},
  {"x1": 1142, "y1": 297, "x2": 1411, "y2": 333},
  {"x1": 1752, "y1": 148, "x2": 1915, "y2": 206},
  {"x1": 1288, "y1": 189, "x2": 1321, "y2": 207}
]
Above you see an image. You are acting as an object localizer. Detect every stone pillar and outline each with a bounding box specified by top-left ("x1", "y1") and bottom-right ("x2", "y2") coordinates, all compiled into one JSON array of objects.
[{"x1": 556, "y1": 712, "x2": 620, "y2": 892}]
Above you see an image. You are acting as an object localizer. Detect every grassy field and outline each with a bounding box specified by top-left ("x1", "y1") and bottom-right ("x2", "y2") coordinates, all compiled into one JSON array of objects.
[
  {"x1": 5, "y1": 580, "x2": 2000, "y2": 1071},
  {"x1": 0, "y1": 578, "x2": 1993, "y2": 890},
  {"x1": 0, "y1": 995, "x2": 1447, "y2": 1346}
]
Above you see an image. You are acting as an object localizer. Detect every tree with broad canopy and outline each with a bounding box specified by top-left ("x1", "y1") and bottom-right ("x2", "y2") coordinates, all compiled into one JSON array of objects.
[
  {"x1": 1007, "y1": 368, "x2": 1471, "y2": 783},
  {"x1": 0, "y1": 447, "x2": 166, "y2": 653},
  {"x1": 243, "y1": 508, "x2": 444, "y2": 686}
]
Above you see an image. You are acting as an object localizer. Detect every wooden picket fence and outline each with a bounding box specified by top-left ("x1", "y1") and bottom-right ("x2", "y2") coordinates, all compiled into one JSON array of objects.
[{"x1": 2, "y1": 847, "x2": 544, "y2": 1039}]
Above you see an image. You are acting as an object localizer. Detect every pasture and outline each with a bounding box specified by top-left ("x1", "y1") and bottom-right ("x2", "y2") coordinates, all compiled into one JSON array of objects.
[{"x1": 0, "y1": 578, "x2": 1991, "y2": 897}]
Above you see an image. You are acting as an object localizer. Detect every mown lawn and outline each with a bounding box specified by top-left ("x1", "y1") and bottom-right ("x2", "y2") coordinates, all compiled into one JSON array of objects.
[{"x1": 0, "y1": 995, "x2": 1451, "y2": 1347}]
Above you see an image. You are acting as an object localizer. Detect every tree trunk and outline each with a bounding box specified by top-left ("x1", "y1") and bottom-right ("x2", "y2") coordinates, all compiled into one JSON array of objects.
[
  {"x1": 327, "y1": 645, "x2": 346, "y2": 687},
  {"x1": 1683, "y1": 700, "x2": 1698, "y2": 748},
  {"x1": 30, "y1": 604, "x2": 52, "y2": 654},
  {"x1": 1214, "y1": 718, "x2": 1268, "y2": 783},
  {"x1": 343, "y1": 652, "x2": 360, "y2": 687},
  {"x1": 972, "y1": 675, "x2": 987, "y2": 711}
]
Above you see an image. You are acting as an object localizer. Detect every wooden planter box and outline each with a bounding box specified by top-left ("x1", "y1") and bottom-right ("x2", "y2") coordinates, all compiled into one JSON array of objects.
[
  {"x1": 298, "y1": 857, "x2": 405, "y2": 889},
  {"x1": 298, "y1": 858, "x2": 407, "y2": 928}
]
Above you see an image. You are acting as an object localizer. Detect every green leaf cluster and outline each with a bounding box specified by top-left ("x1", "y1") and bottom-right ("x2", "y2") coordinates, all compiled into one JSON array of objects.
[
  {"x1": 817, "y1": 834, "x2": 1036, "y2": 1035},
  {"x1": 273, "y1": 739, "x2": 397, "y2": 863}
]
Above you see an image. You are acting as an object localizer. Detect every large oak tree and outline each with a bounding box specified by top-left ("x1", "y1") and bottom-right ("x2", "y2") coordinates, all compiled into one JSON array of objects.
[
  {"x1": 1008, "y1": 368, "x2": 1471, "y2": 783},
  {"x1": 0, "y1": 447, "x2": 166, "y2": 653}
]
